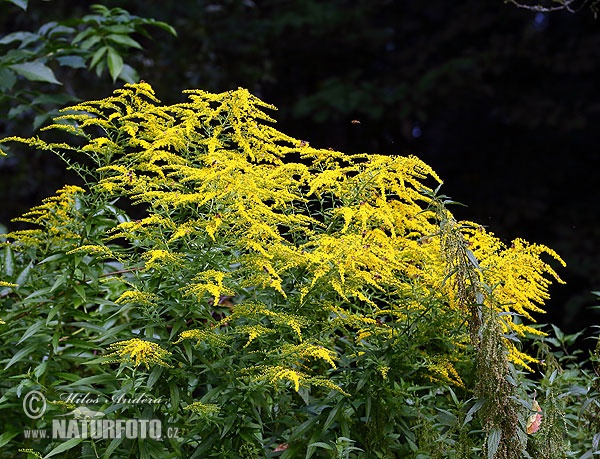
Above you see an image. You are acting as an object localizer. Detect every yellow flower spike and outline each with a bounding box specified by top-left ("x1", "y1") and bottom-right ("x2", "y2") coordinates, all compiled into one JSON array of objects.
[
  {"x1": 104, "y1": 338, "x2": 172, "y2": 369},
  {"x1": 205, "y1": 215, "x2": 223, "y2": 242},
  {"x1": 182, "y1": 270, "x2": 235, "y2": 302},
  {"x1": 271, "y1": 367, "x2": 301, "y2": 392},
  {"x1": 66, "y1": 244, "x2": 114, "y2": 258},
  {"x1": 5, "y1": 185, "x2": 86, "y2": 250},
  {"x1": 142, "y1": 249, "x2": 184, "y2": 270},
  {"x1": 379, "y1": 366, "x2": 390, "y2": 379},
  {"x1": 173, "y1": 329, "x2": 229, "y2": 347},
  {"x1": 184, "y1": 401, "x2": 220, "y2": 416},
  {"x1": 0, "y1": 281, "x2": 18, "y2": 288},
  {"x1": 115, "y1": 290, "x2": 160, "y2": 306}
]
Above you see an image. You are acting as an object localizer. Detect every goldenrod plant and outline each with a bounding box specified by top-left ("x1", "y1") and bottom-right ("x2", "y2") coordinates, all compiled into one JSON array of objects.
[{"x1": 0, "y1": 83, "x2": 577, "y2": 458}]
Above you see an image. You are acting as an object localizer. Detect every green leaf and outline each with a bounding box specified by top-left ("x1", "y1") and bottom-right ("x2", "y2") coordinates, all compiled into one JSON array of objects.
[
  {"x1": 9, "y1": 61, "x2": 62, "y2": 85},
  {"x1": 104, "y1": 25, "x2": 135, "y2": 35},
  {"x1": 31, "y1": 93, "x2": 79, "y2": 106},
  {"x1": 106, "y1": 46, "x2": 124, "y2": 82},
  {"x1": 322, "y1": 402, "x2": 342, "y2": 432},
  {"x1": 169, "y1": 381, "x2": 180, "y2": 415},
  {"x1": 23, "y1": 286, "x2": 53, "y2": 301},
  {"x1": 39, "y1": 253, "x2": 68, "y2": 264},
  {"x1": 106, "y1": 34, "x2": 143, "y2": 49},
  {"x1": 56, "y1": 55, "x2": 86, "y2": 69},
  {"x1": 117, "y1": 63, "x2": 138, "y2": 84},
  {"x1": 580, "y1": 449, "x2": 597, "y2": 459},
  {"x1": 78, "y1": 35, "x2": 102, "y2": 51},
  {"x1": 62, "y1": 374, "x2": 115, "y2": 388},
  {"x1": 146, "y1": 19, "x2": 177, "y2": 37},
  {"x1": 33, "y1": 112, "x2": 52, "y2": 131},
  {"x1": 4, "y1": 343, "x2": 38, "y2": 369},
  {"x1": 88, "y1": 4, "x2": 109, "y2": 15},
  {"x1": 37, "y1": 21, "x2": 59, "y2": 37},
  {"x1": 463, "y1": 399, "x2": 484, "y2": 425},
  {"x1": 52, "y1": 331, "x2": 60, "y2": 353},
  {"x1": 551, "y1": 323, "x2": 564, "y2": 342},
  {"x1": 71, "y1": 28, "x2": 94, "y2": 45},
  {"x1": 307, "y1": 441, "x2": 333, "y2": 450},
  {"x1": 0, "y1": 430, "x2": 19, "y2": 448},
  {"x1": 50, "y1": 274, "x2": 67, "y2": 293},
  {"x1": 46, "y1": 25, "x2": 76, "y2": 38},
  {"x1": 73, "y1": 283, "x2": 87, "y2": 302},
  {"x1": 17, "y1": 320, "x2": 46, "y2": 345},
  {"x1": 33, "y1": 360, "x2": 48, "y2": 378},
  {"x1": 94, "y1": 59, "x2": 105, "y2": 77},
  {"x1": 47, "y1": 305, "x2": 60, "y2": 324},
  {"x1": 103, "y1": 436, "x2": 125, "y2": 458},
  {"x1": 466, "y1": 248, "x2": 480, "y2": 270},
  {"x1": 43, "y1": 436, "x2": 84, "y2": 458},
  {"x1": 16, "y1": 261, "x2": 33, "y2": 286},
  {"x1": 7, "y1": 104, "x2": 31, "y2": 119},
  {"x1": 4, "y1": 0, "x2": 28, "y2": 11},
  {"x1": 487, "y1": 427, "x2": 502, "y2": 459},
  {"x1": 89, "y1": 46, "x2": 108, "y2": 70},
  {"x1": 0, "y1": 31, "x2": 38, "y2": 46},
  {"x1": 3, "y1": 244, "x2": 14, "y2": 277},
  {"x1": 147, "y1": 365, "x2": 163, "y2": 388}
]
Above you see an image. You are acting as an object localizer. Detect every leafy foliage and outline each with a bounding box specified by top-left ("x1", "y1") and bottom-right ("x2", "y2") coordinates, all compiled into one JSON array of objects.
[
  {"x1": 0, "y1": 1, "x2": 175, "y2": 131},
  {"x1": 0, "y1": 83, "x2": 576, "y2": 458}
]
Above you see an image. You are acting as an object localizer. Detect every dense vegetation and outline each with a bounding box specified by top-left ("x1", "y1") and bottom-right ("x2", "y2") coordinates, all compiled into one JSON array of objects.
[
  {"x1": 1, "y1": 1, "x2": 599, "y2": 458},
  {"x1": 1, "y1": 0, "x2": 599, "y2": 333},
  {"x1": 0, "y1": 82, "x2": 598, "y2": 458}
]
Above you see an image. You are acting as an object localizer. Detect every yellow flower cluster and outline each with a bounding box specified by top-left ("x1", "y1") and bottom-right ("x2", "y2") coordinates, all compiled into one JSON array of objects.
[
  {"x1": 265, "y1": 366, "x2": 302, "y2": 392},
  {"x1": 273, "y1": 342, "x2": 338, "y2": 369},
  {"x1": 142, "y1": 249, "x2": 185, "y2": 271},
  {"x1": 184, "y1": 401, "x2": 220, "y2": 416},
  {"x1": 4, "y1": 185, "x2": 86, "y2": 250},
  {"x1": 183, "y1": 270, "x2": 235, "y2": 304},
  {"x1": 66, "y1": 244, "x2": 114, "y2": 258},
  {"x1": 465, "y1": 227, "x2": 565, "y2": 324},
  {"x1": 0, "y1": 281, "x2": 18, "y2": 288},
  {"x1": 115, "y1": 290, "x2": 160, "y2": 306},
  {"x1": 172, "y1": 328, "x2": 229, "y2": 348},
  {"x1": 252, "y1": 364, "x2": 347, "y2": 395},
  {"x1": 104, "y1": 338, "x2": 172, "y2": 369},
  {"x1": 425, "y1": 357, "x2": 465, "y2": 388}
]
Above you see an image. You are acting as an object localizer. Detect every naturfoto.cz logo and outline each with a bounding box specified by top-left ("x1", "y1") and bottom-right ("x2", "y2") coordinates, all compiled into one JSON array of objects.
[{"x1": 21, "y1": 390, "x2": 179, "y2": 441}]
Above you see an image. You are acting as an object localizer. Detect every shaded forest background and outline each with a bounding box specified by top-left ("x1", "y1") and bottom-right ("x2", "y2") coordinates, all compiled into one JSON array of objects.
[{"x1": 1, "y1": 0, "x2": 599, "y2": 334}]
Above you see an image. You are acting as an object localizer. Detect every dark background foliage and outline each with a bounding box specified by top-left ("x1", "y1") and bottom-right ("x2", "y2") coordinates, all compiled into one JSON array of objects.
[{"x1": 1, "y1": 0, "x2": 599, "y2": 333}]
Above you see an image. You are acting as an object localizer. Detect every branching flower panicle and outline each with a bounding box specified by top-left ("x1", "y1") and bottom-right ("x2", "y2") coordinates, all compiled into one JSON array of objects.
[{"x1": 104, "y1": 338, "x2": 172, "y2": 369}]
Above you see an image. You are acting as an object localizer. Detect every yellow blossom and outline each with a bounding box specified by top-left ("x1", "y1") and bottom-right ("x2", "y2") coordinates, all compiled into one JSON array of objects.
[
  {"x1": 142, "y1": 249, "x2": 184, "y2": 270},
  {"x1": 184, "y1": 401, "x2": 220, "y2": 416},
  {"x1": 0, "y1": 281, "x2": 18, "y2": 288},
  {"x1": 104, "y1": 338, "x2": 172, "y2": 369},
  {"x1": 115, "y1": 290, "x2": 159, "y2": 306}
]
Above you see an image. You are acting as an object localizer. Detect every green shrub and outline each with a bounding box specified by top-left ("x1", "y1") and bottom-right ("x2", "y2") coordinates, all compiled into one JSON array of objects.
[{"x1": 0, "y1": 83, "x2": 578, "y2": 458}]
